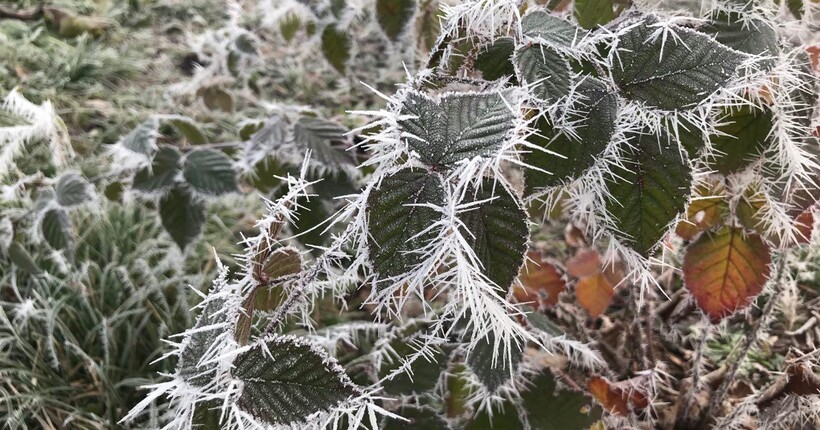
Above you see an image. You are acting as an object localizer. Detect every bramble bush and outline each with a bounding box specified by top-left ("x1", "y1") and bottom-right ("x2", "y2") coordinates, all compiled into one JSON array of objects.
[{"x1": 2, "y1": 0, "x2": 820, "y2": 429}]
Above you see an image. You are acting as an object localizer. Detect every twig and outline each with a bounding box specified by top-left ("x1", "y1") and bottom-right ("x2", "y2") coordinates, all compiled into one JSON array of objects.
[
  {"x1": 697, "y1": 256, "x2": 786, "y2": 428},
  {"x1": 679, "y1": 324, "x2": 710, "y2": 425}
]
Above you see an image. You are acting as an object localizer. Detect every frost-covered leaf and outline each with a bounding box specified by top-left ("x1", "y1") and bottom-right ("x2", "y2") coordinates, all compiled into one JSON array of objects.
[
  {"x1": 41, "y1": 208, "x2": 73, "y2": 254},
  {"x1": 177, "y1": 295, "x2": 231, "y2": 386},
  {"x1": 183, "y1": 149, "x2": 238, "y2": 196},
  {"x1": 514, "y1": 44, "x2": 572, "y2": 104},
  {"x1": 709, "y1": 105, "x2": 773, "y2": 175},
  {"x1": 55, "y1": 172, "x2": 92, "y2": 207},
  {"x1": 522, "y1": 370, "x2": 601, "y2": 430},
  {"x1": 466, "y1": 333, "x2": 522, "y2": 393},
  {"x1": 466, "y1": 404, "x2": 522, "y2": 429},
  {"x1": 383, "y1": 405, "x2": 451, "y2": 430},
  {"x1": 159, "y1": 186, "x2": 206, "y2": 250},
  {"x1": 262, "y1": 246, "x2": 303, "y2": 282},
  {"x1": 244, "y1": 115, "x2": 287, "y2": 168},
  {"x1": 280, "y1": 12, "x2": 301, "y2": 41},
  {"x1": 700, "y1": 11, "x2": 778, "y2": 70},
  {"x1": 132, "y1": 146, "x2": 182, "y2": 192},
  {"x1": 458, "y1": 180, "x2": 529, "y2": 292},
  {"x1": 399, "y1": 91, "x2": 517, "y2": 167},
  {"x1": 293, "y1": 116, "x2": 354, "y2": 167},
  {"x1": 588, "y1": 376, "x2": 649, "y2": 416},
  {"x1": 366, "y1": 168, "x2": 445, "y2": 278},
  {"x1": 612, "y1": 17, "x2": 746, "y2": 110},
  {"x1": 574, "y1": 0, "x2": 614, "y2": 29},
  {"x1": 233, "y1": 335, "x2": 360, "y2": 426},
  {"x1": 192, "y1": 400, "x2": 223, "y2": 430},
  {"x1": 605, "y1": 130, "x2": 692, "y2": 256},
  {"x1": 376, "y1": 0, "x2": 416, "y2": 41},
  {"x1": 322, "y1": 26, "x2": 351, "y2": 74},
  {"x1": 683, "y1": 226, "x2": 771, "y2": 322},
  {"x1": 675, "y1": 182, "x2": 728, "y2": 240},
  {"x1": 292, "y1": 196, "x2": 331, "y2": 251},
  {"x1": 233, "y1": 33, "x2": 257, "y2": 55},
  {"x1": 166, "y1": 116, "x2": 207, "y2": 145},
  {"x1": 8, "y1": 241, "x2": 41, "y2": 276},
  {"x1": 475, "y1": 38, "x2": 516, "y2": 81},
  {"x1": 119, "y1": 118, "x2": 158, "y2": 156},
  {"x1": 522, "y1": 10, "x2": 584, "y2": 47},
  {"x1": 198, "y1": 86, "x2": 234, "y2": 112},
  {"x1": 381, "y1": 342, "x2": 449, "y2": 395},
  {"x1": 525, "y1": 77, "x2": 618, "y2": 191}
]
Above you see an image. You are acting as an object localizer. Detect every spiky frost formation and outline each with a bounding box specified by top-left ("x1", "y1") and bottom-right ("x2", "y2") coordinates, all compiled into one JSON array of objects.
[{"x1": 0, "y1": 89, "x2": 72, "y2": 176}]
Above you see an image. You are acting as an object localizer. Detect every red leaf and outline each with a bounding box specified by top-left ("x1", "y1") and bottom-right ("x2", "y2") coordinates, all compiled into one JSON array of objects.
[
  {"x1": 576, "y1": 272, "x2": 614, "y2": 318},
  {"x1": 567, "y1": 248, "x2": 601, "y2": 278},
  {"x1": 515, "y1": 251, "x2": 567, "y2": 307},
  {"x1": 588, "y1": 376, "x2": 648, "y2": 416},
  {"x1": 683, "y1": 227, "x2": 772, "y2": 322}
]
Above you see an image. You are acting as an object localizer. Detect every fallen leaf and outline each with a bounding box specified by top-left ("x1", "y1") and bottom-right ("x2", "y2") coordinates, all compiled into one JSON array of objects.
[
  {"x1": 576, "y1": 272, "x2": 614, "y2": 319},
  {"x1": 757, "y1": 361, "x2": 820, "y2": 409},
  {"x1": 683, "y1": 227, "x2": 771, "y2": 322},
  {"x1": 515, "y1": 251, "x2": 566, "y2": 307},
  {"x1": 567, "y1": 248, "x2": 601, "y2": 278},
  {"x1": 588, "y1": 376, "x2": 648, "y2": 416}
]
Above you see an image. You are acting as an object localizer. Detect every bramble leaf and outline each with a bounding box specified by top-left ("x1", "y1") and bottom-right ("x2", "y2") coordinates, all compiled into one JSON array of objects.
[
  {"x1": 522, "y1": 10, "x2": 584, "y2": 47},
  {"x1": 293, "y1": 116, "x2": 354, "y2": 167},
  {"x1": 177, "y1": 295, "x2": 230, "y2": 386},
  {"x1": 159, "y1": 186, "x2": 206, "y2": 250},
  {"x1": 574, "y1": 0, "x2": 614, "y2": 29},
  {"x1": 709, "y1": 105, "x2": 773, "y2": 175},
  {"x1": 683, "y1": 226, "x2": 772, "y2": 322},
  {"x1": 233, "y1": 335, "x2": 360, "y2": 426},
  {"x1": 119, "y1": 118, "x2": 158, "y2": 156},
  {"x1": 41, "y1": 209, "x2": 73, "y2": 254},
  {"x1": 8, "y1": 242, "x2": 41, "y2": 276},
  {"x1": 604, "y1": 130, "x2": 692, "y2": 256},
  {"x1": 383, "y1": 405, "x2": 452, "y2": 430},
  {"x1": 183, "y1": 149, "x2": 238, "y2": 196},
  {"x1": 514, "y1": 44, "x2": 572, "y2": 104},
  {"x1": 588, "y1": 376, "x2": 649, "y2": 416},
  {"x1": 466, "y1": 333, "x2": 523, "y2": 393},
  {"x1": 366, "y1": 168, "x2": 445, "y2": 278},
  {"x1": 700, "y1": 10, "x2": 778, "y2": 70},
  {"x1": 675, "y1": 181, "x2": 728, "y2": 240},
  {"x1": 166, "y1": 116, "x2": 207, "y2": 145},
  {"x1": 399, "y1": 91, "x2": 517, "y2": 167},
  {"x1": 523, "y1": 370, "x2": 601, "y2": 430},
  {"x1": 612, "y1": 17, "x2": 745, "y2": 110},
  {"x1": 322, "y1": 26, "x2": 351, "y2": 74},
  {"x1": 55, "y1": 172, "x2": 92, "y2": 207},
  {"x1": 133, "y1": 146, "x2": 182, "y2": 192},
  {"x1": 576, "y1": 272, "x2": 614, "y2": 318},
  {"x1": 376, "y1": 0, "x2": 416, "y2": 41},
  {"x1": 475, "y1": 38, "x2": 516, "y2": 81},
  {"x1": 515, "y1": 251, "x2": 566, "y2": 307}
]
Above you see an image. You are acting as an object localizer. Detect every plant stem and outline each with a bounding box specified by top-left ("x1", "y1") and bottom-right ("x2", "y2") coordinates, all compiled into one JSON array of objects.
[{"x1": 679, "y1": 323, "x2": 709, "y2": 425}]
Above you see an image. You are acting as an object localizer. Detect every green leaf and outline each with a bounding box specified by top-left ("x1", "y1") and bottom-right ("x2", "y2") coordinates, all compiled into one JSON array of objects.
[
  {"x1": 55, "y1": 172, "x2": 92, "y2": 207},
  {"x1": 467, "y1": 334, "x2": 523, "y2": 393},
  {"x1": 475, "y1": 38, "x2": 516, "y2": 81},
  {"x1": 166, "y1": 116, "x2": 208, "y2": 145},
  {"x1": 523, "y1": 370, "x2": 601, "y2": 430},
  {"x1": 522, "y1": 10, "x2": 584, "y2": 47},
  {"x1": 159, "y1": 186, "x2": 206, "y2": 250},
  {"x1": 612, "y1": 17, "x2": 746, "y2": 110},
  {"x1": 8, "y1": 241, "x2": 41, "y2": 275},
  {"x1": 671, "y1": 118, "x2": 706, "y2": 159},
  {"x1": 119, "y1": 118, "x2": 158, "y2": 155},
  {"x1": 382, "y1": 406, "x2": 451, "y2": 430},
  {"x1": 183, "y1": 149, "x2": 238, "y2": 196},
  {"x1": 292, "y1": 196, "x2": 331, "y2": 251},
  {"x1": 41, "y1": 209, "x2": 73, "y2": 254},
  {"x1": 192, "y1": 400, "x2": 224, "y2": 430},
  {"x1": 465, "y1": 403, "x2": 522, "y2": 430},
  {"x1": 514, "y1": 44, "x2": 572, "y2": 104},
  {"x1": 233, "y1": 335, "x2": 360, "y2": 426},
  {"x1": 524, "y1": 77, "x2": 618, "y2": 191},
  {"x1": 709, "y1": 105, "x2": 773, "y2": 175},
  {"x1": 381, "y1": 342, "x2": 450, "y2": 395},
  {"x1": 133, "y1": 146, "x2": 182, "y2": 192},
  {"x1": 524, "y1": 307, "x2": 564, "y2": 337},
  {"x1": 605, "y1": 130, "x2": 692, "y2": 256},
  {"x1": 233, "y1": 33, "x2": 257, "y2": 55},
  {"x1": 177, "y1": 295, "x2": 231, "y2": 386},
  {"x1": 376, "y1": 0, "x2": 416, "y2": 41},
  {"x1": 399, "y1": 91, "x2": 517, "y2": 167},
  {"x1": 280, "y1": 12, "x2": 301, "y2": 41},
  {"x1": 293, "y1": 117, "x2": 355, "y2": 167},
  {"x1": 700, "y1": 11, "x2": 778, "y2": 70},
  {"x1": 458, "y1": 180, "x2": 529, "y2": 291},
  {"x1": 321, "y1": 26, "x2": 351, "y2": 74},
  {"x1": 574, "y1": 0, "x2": 614, "y2": 29},
  {"x1": 366, "y1": 168, "x2": 445, "y2": 278},
  {"x1": 198, "y1": 86, "x2": 234, "y2": 112}
]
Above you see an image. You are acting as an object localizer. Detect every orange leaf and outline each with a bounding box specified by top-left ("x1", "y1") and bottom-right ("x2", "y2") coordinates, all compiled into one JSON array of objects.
[
  {"x1": 567, "y1": 248, "x2": 601, "y2": 278},
  {"x1": 588, "y1": 376, "x2": 648, "y2": 416},
  {"x1": 675, "y1": 183, "x2": 727, "y2": 240},
  {"x1": 516, "y1": 251, "x2": 566, "y2": 307},
  {"x1": 794, "y1": 209, "x2": 814, "y2": 245},
  {"x1": 576, "y1": 272, "x2": 614, "y2": 318},
  {"x1": 683, "y1": 227, "x2": 772, "y2": 322}
]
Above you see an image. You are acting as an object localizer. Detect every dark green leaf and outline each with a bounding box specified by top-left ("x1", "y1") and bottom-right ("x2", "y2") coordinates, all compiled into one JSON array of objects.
[
  {"x1": 700, "y1": 11, "x2": 778, "y2": 70},
  {"x1": 159, "y1": 186, "x2": 206, "y2": 250},
  {"x1": 183, "y1": 149, "x2": 238, "y2": 196},
  {"x1": 709, "y1": 105, "x2": 773, "y2": 175},
  {"x1": 293, "y1": 117, "x2": 354, "y2": 167},
  {"x1": 465, "y1": 403, "x2": 522, "y2": 430},
  {"x1": 9, "y1": 241, "x2": 41, "y2": 275},
  {"x1": 192, "y1": 400, "x2": 224, "y2": 430},
  {"x1": 234, "y1": 33, "x2": 257, "y2": 55},
  {"x1": 376, "y1": 0, "x2": 416, "y2": 41},
  {"x1": 574, "y1": 0, "x2": 614, "y2": 29},
  {"x1": 524, "y1": 77, "x2": 618, "y2": 191},
  {"x1": 458, "y1": 180, "x2": 529, "y2": 292},
  {"x1": 55, "y1": 172, "x2": 92, "y2": 207},
  {"x1": 133, "y1": 146, "x2": 182, "y2": 192},
  {"x1": 514, "y1": 44, "x2": 572, "y2": 104},
  {"x1": 467, "y1": 334, "x2": 523, "y2": 393},
  {"x1": 524, "y1": 307, "x2": 564, "y2": 337},
  {"x1": 605, "y1": 130, "x2": 692, "y2": 256},
  {"x1": 670, "y1": 118, "x2": 705, "y2": 159},
  {"x1": 166, "y1": 116, "x2": 208, "y2": 145},
  {"x1": 177, "y1": 296, "x2": 229, "y2": 386},
  {"x1": 233, "y1": 335, "x2": 360, "y2": 426},
  {"x1": 383, "y1": 406, "x2": 451, "y2": 430},
  {"x1": 381, "y1": 342, "x2": 449, "y2": 395},
  {"x1": 612, "y1": 17, "x2": 746, "y2": 110},
  {"x1": 198, "y1": 87, "x2": 234, "y2": 112},
  {"x1": 366, "y1": 168, "x2": 445, "y2": 278},
  {"x1": 475, "y1": 38, "x2": 516, "y2": 81},
  {"x1": 41, "y1": 209, "x2": 73, "y2": 254},
  {"x1": 321, "y1": 26, "x2": 351, "y2": 74},
  {"x1": 292, "y1": 196, "x2": 330, "y2": 251},
  {"x1": 119, "y1": 118, "x2": 158, "y2": 155},
  {"x1": 399, "y1": 91, "x2": 517, "y2": 167},
  {"x1": 522, "y1": 10, "x2": 584, "y2": 46},
  {"x1": 523, "y1": 370, "x2": 601, "y2": 430}
]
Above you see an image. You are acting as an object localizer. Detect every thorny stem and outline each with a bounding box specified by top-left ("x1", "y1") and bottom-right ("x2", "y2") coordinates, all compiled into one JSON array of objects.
[
  {"x1": 679, "y1": 324, "x2": 710, "y2": 425},
  {"x1": 696, "y1": 256, "x2": 787, "y2": 429},
  {"x1": 630, "y1": 289, "x2": 649, "y2": 370}
]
